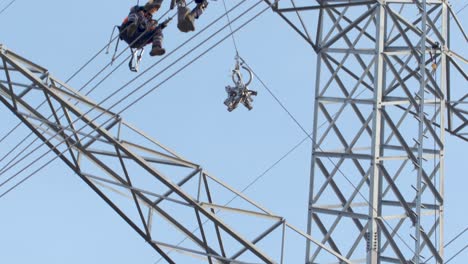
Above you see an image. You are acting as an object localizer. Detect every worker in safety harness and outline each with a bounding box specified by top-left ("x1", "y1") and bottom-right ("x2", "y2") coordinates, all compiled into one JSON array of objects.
[
  {"x1": 119, "y1": 0, "x2": 168, "y2": 57},
  {"x1": 119, "y1": 0, "x2": 209, "y2": 53}
]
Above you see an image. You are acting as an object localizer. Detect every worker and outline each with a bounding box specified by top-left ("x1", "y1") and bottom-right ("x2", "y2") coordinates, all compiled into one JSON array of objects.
[
  {"x1": 175, "y1": 0, "x2": 209, "y2": 32},
  {"x1": 119, "y1": 0, "x2": 167, "y2": 56}
]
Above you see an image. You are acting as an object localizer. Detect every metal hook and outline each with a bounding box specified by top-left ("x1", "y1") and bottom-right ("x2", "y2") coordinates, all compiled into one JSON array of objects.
[{"x1": 231, "y1": 57, "x2": 253, "y2": 87}]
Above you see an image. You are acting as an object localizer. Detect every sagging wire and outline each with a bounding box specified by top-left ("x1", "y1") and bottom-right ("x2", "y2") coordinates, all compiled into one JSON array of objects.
[
  {"x1": 0, "y1": 2, "x2": 195, "y2": 179},
  {"x1": 0, "y1": 0, "x2": 16, "y2": 16},
  {"x1": 429, "y1": 40, "x2": 441, "y2": 261},
  {"x1": 220, "y1": 0, "x2": 274, "y2": 112}
]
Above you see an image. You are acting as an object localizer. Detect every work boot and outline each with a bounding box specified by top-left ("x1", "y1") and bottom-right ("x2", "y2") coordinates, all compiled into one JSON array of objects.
[
  {"x1": 177, "y1": 6, "x2": 195, "y2": 32},
  {"x1": 192, "y1": 0, "x2": 208, "y2": 19},
  {"x1": 150, "y1": 44, "x2": 165, "y2": 56}
]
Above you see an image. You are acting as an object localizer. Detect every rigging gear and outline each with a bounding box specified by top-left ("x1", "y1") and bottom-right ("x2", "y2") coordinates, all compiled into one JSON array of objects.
[
  {"x1": 224, "y1": 56, "x2": 257, "y2": 112},
  {"x1": 429, "y1": 42, "x2": 441, "y2": 72}
]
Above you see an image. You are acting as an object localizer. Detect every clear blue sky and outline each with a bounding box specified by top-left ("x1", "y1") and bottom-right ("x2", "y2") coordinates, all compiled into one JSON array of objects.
[{"x1": 0, "y1": 0, "x2": 466, "y2": 263}]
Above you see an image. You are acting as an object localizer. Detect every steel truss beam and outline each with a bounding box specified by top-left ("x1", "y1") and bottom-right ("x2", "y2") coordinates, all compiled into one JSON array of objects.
[
  {"x1": 0, "y1": 46, "x2": 353, "y2": 263},
  {"x1": 267, "y1": 0, "x2": 466, "y2": 263}
]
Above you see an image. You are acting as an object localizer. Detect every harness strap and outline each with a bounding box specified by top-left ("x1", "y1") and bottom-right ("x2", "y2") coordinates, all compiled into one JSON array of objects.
[{"x1": 129, "y1": 48, "x2": 145, "y2": 72}]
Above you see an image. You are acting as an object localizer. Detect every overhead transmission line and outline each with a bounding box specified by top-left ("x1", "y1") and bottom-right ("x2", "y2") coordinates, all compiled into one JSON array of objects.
[
  {"x1": 221, "y1": 0, "x2": 240, "y2": 55},
  {"x1": 0, "y1": 0, "x2": 256, "y2": 186},
  {"x1": 157, "y1": 4, "x2": 466, "y2": 258},
  {"x1": 241, "y1": 57, "x2": 421, "y2": 257},
  {"x1": 242, "y1": 2, "x2": 468, "y2": 260},
  {"x1": 0, "y1": 0, "x2": 189, "y2": 170},
  {"x1": 154, "y1": 2, "x2": 420, "y2": 259},
  {"x1": 423, "y1": 226, "x2": 468, "y2": 263},
  {"x1": 0, "y1": 1, "x2": 229, "y2": 170},
  {"x1": 445, "y1": 244, "x2": 467, "y2": 263},
  {"x1": 0, "y1": 0, "x2": 16, "y2": 16},
  {"x1": 2, "y1": 0, "x2": 464, "y2": 196},
  {"x1": 0, "y1": 0, "x2": 268, "y2": 200},
  {"x1": 0, "y1": 0, "x2": 250, "y2": 179},
  {"x1": 0, "y1": 5, "x2": 182, "y2": 170},
  {"x1": 0, "y1": 2, "x2": 440, "y2": 260},
  {"x1": 161, "y1": 1, "x2": 468, "y2": 261},
  {"x1": 3, "y1": 14, "x2": 274, "y2": 263}
]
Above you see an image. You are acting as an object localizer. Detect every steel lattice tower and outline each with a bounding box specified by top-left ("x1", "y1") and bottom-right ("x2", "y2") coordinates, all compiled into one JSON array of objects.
[{"x1": 270, "y1": 0, "x2": 467, "y2": 263}]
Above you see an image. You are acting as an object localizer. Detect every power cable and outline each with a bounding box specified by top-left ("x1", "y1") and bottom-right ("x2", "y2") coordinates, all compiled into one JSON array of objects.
[
  {"x1": 445, "y1": 245, "x2": 467, "y2": 263},
  {"x1": 445, "y1": 227, "x2": 468, "y2": 249},
  {"x1": 456, "y1": 1, "x2": 468, "y2": 14},
  {"x1": 1, "y1": 1, "x2": 463, "y2": 262},
  {"x1": 424, "y1": 226, "x2": 468, "y2": 263},
  {"x1": 0, "y1": 0, "x2": 16, "y2": 16},
  {"x1": 0, "y1": 4, "x2": 274, "y2": 263},
  {"x1": 0, "y1": 1, "x2": 267, "y2": 202},
  {"x1": 306, "y1": 2, "x2": 468, "y2": 259},
  {"x1": 0, "y1": 35, "x2": 122, "y2": 166},
  {"x1": 0, "y1": 1, "x2": 408, "y2": 260},
  {"x1": 1, "y1": 8, "x2": 270, "y2": 264},
  {"x1": 238, "y1": 56, "x2": 419, "y2": 256},
  {"x1": 4, "y1": 13, "x2": 273, "y2": 262},
  {"x1": 0, "y1": 1, "x2": 201, "y2": 176},
  {"x1": 0, "y1": 4, "x2": 176, "y2": 160},
  {"x1": 0, "y1": 4, "x2": 182, "y2": 166},
  {"x1": 221, "y1": 0, "x2": 240, "y2": 55},
  {"x1": 162, "y1": 1, "x2": 467, "y2": 261},
  {"x1": 0, "y1": 0, "x2": 253, "y2": 182},
  {"x1": 118, "y1": 3, "x2": 266, "y2": 114},
  {"x1": 0, "y1": 0, "x2": 225, "y2": 172},
  {"x1": 154, "y1": 109, "x2": 339, "y2": 264}
]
